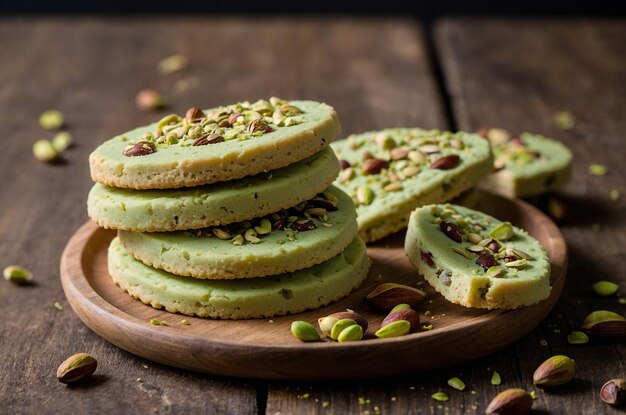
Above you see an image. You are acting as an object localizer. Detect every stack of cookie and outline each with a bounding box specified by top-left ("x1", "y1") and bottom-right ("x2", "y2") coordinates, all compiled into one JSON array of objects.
[{"x1": 87, "y1": 98, "x2": 370, "y2": 319}]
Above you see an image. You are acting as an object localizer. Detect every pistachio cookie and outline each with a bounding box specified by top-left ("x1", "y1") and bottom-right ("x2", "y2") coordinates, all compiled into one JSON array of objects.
[
  {"x1": 118, "y1": 186, "x2": 358, "y2": 279},
  {"x1": 88, "y1": 147, "x2": 339, "y2": 232},
  {"x1": 478, "y1": 128, "x2": 572, "y2": 198},
  {"x1": 90, "y1": 98, "x2": 341, "y2": 189},
  {"x1": 331, "y1": 128, "x2": 493, "y2": 242},
  {"x1": 108, "y1": 236, "x2": 370, "y2": 319},
  {"x1": 405, "y1": 204, "x2": 551, "y2": 309}
]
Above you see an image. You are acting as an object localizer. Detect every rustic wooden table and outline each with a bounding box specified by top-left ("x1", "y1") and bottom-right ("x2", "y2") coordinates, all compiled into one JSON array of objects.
[{"x1": 0, "y1": 16, "x2": 624, "y2": 415}]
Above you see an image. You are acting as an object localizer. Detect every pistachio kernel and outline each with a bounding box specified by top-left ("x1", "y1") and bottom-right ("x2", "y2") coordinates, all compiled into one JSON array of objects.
[
  {"x1": 447, "y1": 377, "x2": 466, "y2": 391},
  {"x1": 39, "y1": 110, "x2": 64, "y2": 130},
  {"x1": 431, "y1": 392, "x2": 449, "y2": 402},
  {"x1": 491, "y1": 371, "x2": 502, "y2": 385},
  {"x1": 158, "y1": 54, "x2": 189, "y2": 74},
  {"x1": 136, "y1": 89, "x2": 166, "y2": 111},
  {"x1": 356, "y1": 186, "x2": 375, "y2": 205},
  {"x1": 489, "y1": 222, "x2": 514, "y2": 241},
  {"x1": 593, "y1": 281, "x2": 619, "y2": 296},
  {"x1": 52, "y1": 132, "x2": 72, "y2": 152},
  {"x1": 337, "y1": 324, "x2": 363, "y2": 342},
  {"x1": 33, "y1": 140, "x2": 59, "y2": 162},
  {"x1": 56, "y1": 353, "x2": 97, "y2": 384},
  {"x1": 290, "y1": 321, "x2": 320, "y2": 342},
  {"x1": 567, "y1": 331, "x2": 589, "y2": 344},
  {"x1": 330, "y1": 319, "x2": 358, "y2": 341},
  {"x1": 375, "y1": 320, "x2": 411, "y2": 338},
  {"x1": 3, "y1": 265, "x2": 33, "y2": 285}
]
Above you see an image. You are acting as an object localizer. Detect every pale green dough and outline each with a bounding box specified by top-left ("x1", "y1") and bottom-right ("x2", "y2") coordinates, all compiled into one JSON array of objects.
[
  {"x1": 88, "y1": 147, "x2": 339, "y2": 232},
  {"x1": 89, "y1": 100, "x2": 340, "y2": 189},
  {"x1": 108, "y1": 236, "x2": 370, "y2": 319},
  {"x1": 405, "y1": 204, "x2": 551, "y2": 309},
  {"x1": 480, "y1": 133, "x2": 572, "y2": 197},
  {"x1": 119, "y1": 186, "x2": 358, "y2": 279},
  {"x1": 331, "y1": 128, "x2": 493, "y2": 242}
]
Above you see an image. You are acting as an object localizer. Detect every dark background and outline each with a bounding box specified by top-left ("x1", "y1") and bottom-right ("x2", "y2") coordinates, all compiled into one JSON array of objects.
[{"x1": 2, "y1": 0, "x2": 626, "y2": 16}]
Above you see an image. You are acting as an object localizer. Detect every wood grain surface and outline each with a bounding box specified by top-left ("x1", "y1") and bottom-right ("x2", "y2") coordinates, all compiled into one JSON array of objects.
[{"x1": 0, "y1": 15, "x2": 624, "y2": 415}]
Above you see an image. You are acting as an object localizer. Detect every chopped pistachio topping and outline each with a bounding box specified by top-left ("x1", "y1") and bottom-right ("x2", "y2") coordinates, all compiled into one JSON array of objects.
[
  {"x1": 430, "y1": 205, "x2": 533, "y2": 278},
  {"x1": 189, "y1": 192, "x2": 337, "y2": 246},
  {"x1": 479, "y1": 128, "x2": 546, "y2": 168},
  {"x1": 123, "y1": 98, "x2": 304, "y2": 157}
]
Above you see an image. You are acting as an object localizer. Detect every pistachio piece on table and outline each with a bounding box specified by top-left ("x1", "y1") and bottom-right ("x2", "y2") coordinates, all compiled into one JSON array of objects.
[
  {"x1": 447, "y1": 377, "x2": 466, "y2": 391},
  {"x1": 136, "y1": 89, "x2": 166, "y2": 111},
  {"x1": 52, "y1": 132, "x2": 72, "y2": 152},
  {"x1": 381, "y1": 309, "x2": 420, "y2": 331},
  {"x1": 533, "y1": 355, "x2": 576, "y2": 388},
  {"x1": 290, "y1": 321, "x2": 320, "y2": 342},
  {"x1": 566, "y1": 331, "x2": 589, "y2": 344},
  {"x1": 581, "y1": 310, "x2": 626, "y2": 338},
  {"x1": 592, "y1": 281, "x2": 619, "y2": 296},
  {"x1": 431, "y1": 392, "x2": 449, "y2": 402},
  {"x1": 33, "y1": 140, "x2": 59, "y2": 162},
  {"x1": 3, "y1": 265, "x2": 33, "y2": 285},
  {"x1": 365, "y1": 283, "x2": 426, "y2": 312},
  {"x1": 486, "y1": 388, "x2": 533, "y2": 415},
  {"x1": 600, "y1": 378, "x2": 626, "y2": 406},
  {"x1": 158, "y1": 54, "x2": 189, "y2": 74},
  {"x1": 39, "y1": 110, "x2": 64, "y2": 130},
  {"x1": 56, "y1": 353, "x2": 98, "y2": 384}
]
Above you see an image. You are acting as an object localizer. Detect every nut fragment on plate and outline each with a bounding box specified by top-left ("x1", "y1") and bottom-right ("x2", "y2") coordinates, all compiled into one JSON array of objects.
[{"x1": 3, "y1": 265, "x2": 33, "y2": 284}]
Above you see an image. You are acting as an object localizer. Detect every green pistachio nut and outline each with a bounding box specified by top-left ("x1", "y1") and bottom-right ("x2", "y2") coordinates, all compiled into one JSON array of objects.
[
  {"x1": 254, "y1": 218, "x2": 272, "y2": 235},
  {"x1": 389, "y1": 304, "x2": 412, "y2": 314},
  {"x1": 39, "y1": 110, "x2": 64, "y2": 130},
  {"x1": 330, "y1": 318, "x2": 357, "y2": 341},
  {"x1": 489, "y1": 222, "x2": 514, "y2": 241},
  {"x1": 337, "y1": 324, "x2": 363, "y2": 342},
  {"x1": 290, "y1": 321, "x2": 320, "y2": 342},
  {"x1": 3, "y1": 265, "x2": 33, "y2": 284},
  {"x1": 52, "y1": 132, "x2": 72, "y2": 152},
  {"x1": 593, "y1": 281, "x2": 619, "y2": 296},
  {"x1": 375, "y1": 320, "x2": 411, "y2": 339},
  {"x1": 356, "y1": 186, "x2": 375, "y2": 205},
  {"x1": 33, "y1": 140, "x2": 59, "y2": 162},
  {"x1": 447, "y1": 377, "x2": 466, "y2": 391}
]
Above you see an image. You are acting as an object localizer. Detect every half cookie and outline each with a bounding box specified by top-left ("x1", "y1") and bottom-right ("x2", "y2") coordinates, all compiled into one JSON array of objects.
[
  {"x1": 331, "y1": 128, "x2": 493, "y2": 242},
  {"x1": 118, "y1": 186, "x2": 358, "y2": 279},
  {"x1": 478, "y1": 128, "x2": 572, "y2": 198},
  {"x1": 88, "y1": 147, "x2": 339, "y2": 232},
  {"x1": 405, "y1": 204, "x2": 551, "y2": 309},
  {"x1": 108, "y1": 236, "x2": 370, "y2": 319},
  {"x1": 89, "y1": 98, "x2": 341, "y2": 189}
]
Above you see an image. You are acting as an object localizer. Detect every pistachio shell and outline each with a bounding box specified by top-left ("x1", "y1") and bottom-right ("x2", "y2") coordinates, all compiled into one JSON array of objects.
[{"x1": 533, "y1": 355, "x2": 576, "y2": 388}]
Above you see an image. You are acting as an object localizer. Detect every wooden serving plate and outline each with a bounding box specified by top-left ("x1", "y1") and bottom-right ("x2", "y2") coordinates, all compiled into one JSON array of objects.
[{"x1": 60, "y1": 191, "x2": 567, "y2": 380}]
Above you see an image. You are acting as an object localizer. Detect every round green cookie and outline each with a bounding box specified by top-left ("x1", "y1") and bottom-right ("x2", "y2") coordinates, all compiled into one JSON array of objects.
[
  {"x1": 89, "y1": 98, "x2": 340, "y2": 189},
  {"x1": 405, "y1": 204, "x2": 551, "y2": 309},
  {"x1": 478, "y1": 129, "x2": 572, "y2": 198},
  {"x1": 119, "y1": 186, "x2": 357, "y2": 279},
  {"x1": 331, "y1": 128, "x2": 493, "y2": 243},
  {"x1": 88, "y1": 147, "x2": 339, "y2": 232},
  {"x1": 108, "y1": 237, "x2": 370, "y2": 319}
]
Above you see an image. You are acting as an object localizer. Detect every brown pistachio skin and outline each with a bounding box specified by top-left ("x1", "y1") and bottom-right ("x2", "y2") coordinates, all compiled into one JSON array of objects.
[
  {"x1": 486, "y1": 388, "x2": 533, "y2": 415},
  {"x1": 123, "y1": 141, "x2": 155, "y2": 157},
  {"x1": 581, "y1": 310, "x2": 626, "y2": 339},
  {"x1": 365, "y1": 283, "x2": 426, "y2": 313},
  {"x1": 430, "y1": 155, "x2": 460, "y2": 170},
  {"x1": 185, "y1": 107, "x2": 204, "y2": 122},
  {"x1": 381, "y1": 309, "x2": 420, "y2": 331},
  {"x1": 600, "y1": 379, "x2": 626, "y2": 406},
  {"x1": 533, "y1": 355, "x2": 576, "y2": 389},
  {"x1": 56, "y1": 353, "x2": 97, "y2": 384}
]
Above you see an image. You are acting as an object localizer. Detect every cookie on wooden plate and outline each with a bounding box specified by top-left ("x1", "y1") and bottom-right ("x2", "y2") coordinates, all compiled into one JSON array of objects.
[
  {"x1": 405, "y1": 204, "x2": 551, "y2": 309},
  {"x1": 88, "y1": 147, "x2": 339, "y2": 232},
  {"x1": 118, "y1": 186, "x2": 357, "y2": 279},
  {"x1": 89, "y1": 98, "x2": 341, "y2": 189},
  {"x1": 108, "y1": 236, "x2": 370, "y2": 319},
  {"x1": 331, "y1": 128, "x2": 493, "y2": 242},
  {"x1": 477, "y1": 128, "x2": 572, "y2": 198}
]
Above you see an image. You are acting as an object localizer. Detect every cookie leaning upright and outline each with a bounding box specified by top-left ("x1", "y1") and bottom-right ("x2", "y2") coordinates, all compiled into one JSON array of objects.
[
  {"x1": 405, "y1": 204, "x2": 551, "y2": 309},
  {"x1": 331, "y1": 128, "x2": 493, "y2": 242},
  {"x1": 89, "y1": 98, "x2": 340, "y2": 189}
]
